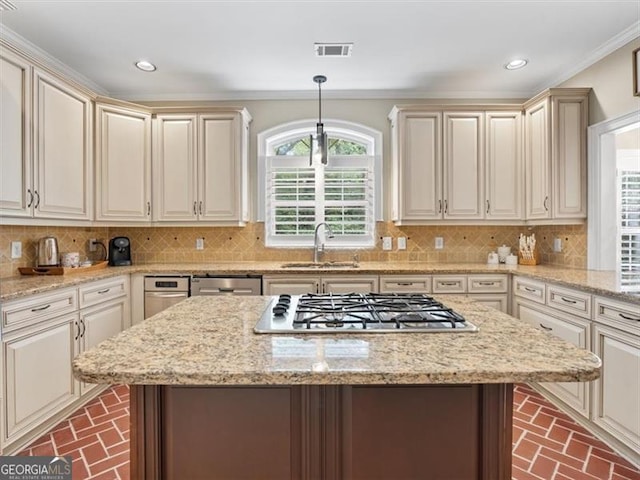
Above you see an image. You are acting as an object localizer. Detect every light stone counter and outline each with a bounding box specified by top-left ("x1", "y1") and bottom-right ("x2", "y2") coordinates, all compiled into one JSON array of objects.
[
  {"x1": 72, "y1": 295, "x2": 601, "y2": 386},
  {"x1": 1, "y1": 261, "x2": 638, "y2": 304}
]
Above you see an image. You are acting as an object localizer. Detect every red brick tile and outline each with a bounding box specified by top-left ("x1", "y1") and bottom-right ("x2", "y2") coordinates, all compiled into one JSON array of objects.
[
  {"x1": 547, "y1": 424, "x2": 571, "y2": 444},
  {"x1": 75, "y1": 420, "x2": 118, "y2": 439},
  {"x1": 591, "y1": 446, "x2": 638, "y2": 470},
  {"x1": 72, "y1": 457, "x2": 89, "y2": 479},
  {"x1": 99, "y1": 427, "x2": 124, "y2": 446},
  {"x1": 530, "y1": 454, "x2": 558, "y2": 479},
  {"x1": 514, "y1": 437, "x2": 540, "y2": 461},
  {"x1": 523, "y1": 431, "x2": 565, "y2": 453},
  {"x1": 531, "y1": 411, "x2": 554, "y2": 429},
  {"x1": 519, "y1": 399, "x2": 541, "y2": 416},
  {"x1": 90, "y1": 409, "x2": 129, "y2": 426},
  {"x1": 31, "y1": 441, "x2": 55, "y2": 456},
  {"x1": 88, "y1": 451, "x2": 129, "y2": 476},
  {"x1": 514, "y1": 417, "x2": 549, "y2": 438},
  {"x1": 572, "y1": 431, "x2": 611, "y2": 450},
  {"x1": 99, "y1": 392, "x2": 120, "y2": 407},
  {"x1": 512, "y1": 465, "x2": 545, "y2": 480},
  {"x1": 82, "y1": 441, "x2": 108, "y2": 466},
  {"x1": 106, "y1": 440, "x2": 130, "y2": 457},
  {"x1": 539, "y1": 446, "x2": 585, "y2": 471},
  {"x1": 557, "y1": 463, "x2": 605, "y2": 480},
  {"x1": 89, "y1": 468, "x2": 120, "y2": 480},
  {"x1": 512, "y1": 453, "x2": 531, "y2": 471},
  {"x1": 70, "y1": 413, "x2": 92, "y2": 432},
  {"x1": 555, "y1": 474, "x2": 575, "y2": 480},
  {"x1": 117, "y1": 463, "x2": 131, "y2": 480},
  {"x1": 555, "y1": 417, "x2": 592, "y2": 434},
  {"x1": 565, "y1": 438, "x2": 591, "y2": 461},
  {"x1": 51, "y1": 425, "x2": 76, "y2": 448},
  {"x1": 540, "y1": 406, "x2": 575, "y2": 423},
  {"x1": 85, "y1": 402, "x2": 108, "y2": 419},
  {"x1": 513, "y1": 425, "x2": 525, "y2": 443},
  {"x1": 585, "y1": 454, "x2": 613, "y2": 479},
  {"x1": 113, "y1": 415, "x2": 129, "y2": 434},
  {"x1": 613, "y1": 463, "x2": 640, "y2": 480},
  {"x1": 57, "y1": 435, "x2": 100, "y2": 456}
]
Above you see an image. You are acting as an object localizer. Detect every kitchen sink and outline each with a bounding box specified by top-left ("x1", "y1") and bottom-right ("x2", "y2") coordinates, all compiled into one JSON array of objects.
[{"x1": 281, "y1": 261, "x2": 358, "y2": 269}]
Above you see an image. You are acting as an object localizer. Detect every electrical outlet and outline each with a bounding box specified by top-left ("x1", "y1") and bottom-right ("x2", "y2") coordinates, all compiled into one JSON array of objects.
[
  {"x1": 397, "y1": 237, "x2": 407, "y2": 250},
  {"x1": 11, "y1": 241, "x2": 22, "y2": 259},
  {"x1": 89, "y1": 238, "x2": 97, "y2": 252},
  {"x1": 382, "y1": 237, "x2": 392, "y2": 251},
  {"x1": 196, "y1": 238, "x2": 204, "y2": 250},
  {"x1": 434, "y1": 237, "x2": 444, "y2": 250},
  {"x1": 553, "y1": 237, "x2": 562, "y2": 253}
]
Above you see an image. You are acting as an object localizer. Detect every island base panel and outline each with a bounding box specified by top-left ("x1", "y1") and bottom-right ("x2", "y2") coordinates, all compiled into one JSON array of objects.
[{"x1": 131, "y1": 384, "x2": 513, "y2": 480}]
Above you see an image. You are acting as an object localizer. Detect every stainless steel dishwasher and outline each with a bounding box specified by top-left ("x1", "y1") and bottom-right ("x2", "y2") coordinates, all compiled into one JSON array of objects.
[
  {"x1": 191, "y1": 274, "x2": 262, "y2": 296},
  {"x1": 144, "y1": 276, "x2": 190, "y2": 319}
]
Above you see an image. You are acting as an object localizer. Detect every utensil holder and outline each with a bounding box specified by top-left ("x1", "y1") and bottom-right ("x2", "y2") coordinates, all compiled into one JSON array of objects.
[{"x1": 518, "y1": 248, "x2": 540, "y2": 265}]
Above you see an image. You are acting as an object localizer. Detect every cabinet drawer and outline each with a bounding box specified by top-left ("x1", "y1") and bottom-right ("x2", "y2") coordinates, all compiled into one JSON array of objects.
[
  {"x1": 79, "y1": 276, "x2": 128, "y2": 309},
  {"x1": 547, "y1": 285, "x2": 591, "y2": 319},
  {"x1": 432, "y1": 276, "x2": 466, "y2": 294},
  {"x1": 513, "y1": 276, "x2": 546, "y2": 304},
  {"x1": 467, "y1": 275, "x2": 508, "y2": 293},
  {"x1": 594, "y1": 296, "x2": 640, "y2": 334},
  {"x1": 2, "y1": 288, "x2": 78, "y2": 331},
  {"x1": 379, "y1": 275, "x2": 431, "y2": 293}
]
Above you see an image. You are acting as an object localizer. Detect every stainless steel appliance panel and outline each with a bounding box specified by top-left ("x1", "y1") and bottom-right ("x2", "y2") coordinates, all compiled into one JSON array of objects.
[
  {"x1": 144, "y1": 276, "x2": 190, "y2": 319},
  {"x1": 191, "y1": 275, "x2": 262, "y2": 296}
]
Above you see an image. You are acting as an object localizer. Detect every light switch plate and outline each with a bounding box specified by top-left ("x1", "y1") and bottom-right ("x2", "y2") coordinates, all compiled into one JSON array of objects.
[
  {"x1": 397, "y1": 237, "x2": 407, "y2": 250},
  {"x1": 382, "y1": 237, "x2": 392, "y2": 250},
  {"x1": 196, "y1": 238, "x2": 204, "y2": 250},
  {"x1": 434, "y1": 237, "x2": 444, "y2": 250},
  {"x1": 11, "y1": 241, "x2": 22, "y2": 259},
  {"x1": 553, "y1": 238, "x2": 562, "y2": 252}
]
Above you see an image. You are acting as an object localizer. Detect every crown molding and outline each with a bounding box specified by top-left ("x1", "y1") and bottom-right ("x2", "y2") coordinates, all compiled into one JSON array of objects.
[
  {"x1": 533, "y1": 20, "x2": 640, "y2": 93},
  {"x1": 0, "y1": 23, "x2": 108, "y2": 96}
]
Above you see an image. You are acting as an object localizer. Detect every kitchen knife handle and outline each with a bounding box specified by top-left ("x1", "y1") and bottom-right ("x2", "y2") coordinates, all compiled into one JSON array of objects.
[
  {"x1": 34, "y1": 190, "x2": 40, "y2": 208},
  {"x1": 27, "y1": 189, "x2": 34, "y2": 207}
]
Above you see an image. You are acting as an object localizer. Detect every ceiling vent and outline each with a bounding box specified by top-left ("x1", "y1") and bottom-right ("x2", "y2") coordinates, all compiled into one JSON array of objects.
[
  {"x1": 314, "y1": 43, "x2": 353, "y2": 57},
  {"x1": 0, "y1": 0, "x2": 17, "y2": 10}
]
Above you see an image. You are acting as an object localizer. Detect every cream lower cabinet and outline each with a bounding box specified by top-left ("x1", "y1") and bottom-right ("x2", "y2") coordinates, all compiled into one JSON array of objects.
[
  {"x1": 513, "y1": 298, "x2": 590, "y2": 417},
  {"x1": 95, "y1": 100, "x2": 152, "y2": 221},
  {"x1": 592, "y1": 297, "x2": 640, "y2": 460},
  {"x1": 432, "y1": 274, "x2": 508, "y2": 312},
  {"x1": 153, "y1": 109, "x2": 251, "y2": 224},
  {"x1": 262, "y1": 275, "x2": 378, "y2": 295},
  {"x1": 2, "y1": 311, "x2": 80, "y2": 453}
]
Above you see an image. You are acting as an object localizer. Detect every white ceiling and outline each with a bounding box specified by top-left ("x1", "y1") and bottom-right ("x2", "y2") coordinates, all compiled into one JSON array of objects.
[{"x1": 1, "y1": 0, "x2": 639, "y2": 101}]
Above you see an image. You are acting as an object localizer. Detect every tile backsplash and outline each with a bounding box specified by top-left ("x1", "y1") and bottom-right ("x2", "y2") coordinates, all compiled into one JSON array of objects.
[{"x1": 0, "y1": 222, "x2": 587, "y2": 279}]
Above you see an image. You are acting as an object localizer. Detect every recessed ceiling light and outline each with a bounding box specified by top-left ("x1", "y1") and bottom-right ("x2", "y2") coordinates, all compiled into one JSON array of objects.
[
  {"x1": 135, "y1": 60, "x2": 157, "y2": 72},
  {"x1": 504, "y1": 59, "x2": 528, "y2": 70}
]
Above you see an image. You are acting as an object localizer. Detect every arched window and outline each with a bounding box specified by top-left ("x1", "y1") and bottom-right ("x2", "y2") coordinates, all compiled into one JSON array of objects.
[{"x1": 258, "y1": 119, "x2": 382, "y2": 248}]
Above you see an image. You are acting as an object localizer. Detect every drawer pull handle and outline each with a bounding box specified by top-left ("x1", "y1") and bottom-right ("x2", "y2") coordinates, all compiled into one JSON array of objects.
[
  {"x1": 523, "y1": 287, "x2": 537, "y2": 293},
  {"x1": 397, "y1": 282, "x2": 414, "y2": 286},
  {"x1": 75, "y1": 321, "x2": 80, "y2": 340},
  {"x1": 439, "y1": 282, "x2": 458, "y2": 286},
  {"x1": 619, "y1": 313, "x2": 640, "y2": 322},
  {"x1": 560, "y1": 296, "x2": 577, "y2": 304},
  {"x1": 31, "y1": 304, "x2": 51, "y2": 312},
  {"x1": 80, "y1": 319, "x2": 86, "y2": 337},
  {"x1": 539, "y1": 323, "x2": 553, "y2": 331},
  {"x1": 97, "y1": 288, "x2": 110, "y2": 294},
  {"x1": 478, "y1": 282, "x2": 496, "y2": 286}
]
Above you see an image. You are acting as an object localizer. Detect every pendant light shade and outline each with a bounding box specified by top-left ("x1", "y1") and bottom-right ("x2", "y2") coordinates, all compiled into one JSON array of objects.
[{"x1": 310, "y1": 75, "x2": 328, "y2": 165}]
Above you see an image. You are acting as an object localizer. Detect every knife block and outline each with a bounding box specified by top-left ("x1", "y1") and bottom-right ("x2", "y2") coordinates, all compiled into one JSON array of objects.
[{"x1": 518, "y1": 247, "x2": 540, "y2": 265}]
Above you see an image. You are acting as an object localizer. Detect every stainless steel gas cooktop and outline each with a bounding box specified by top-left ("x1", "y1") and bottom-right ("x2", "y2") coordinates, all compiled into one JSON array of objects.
[{"x1": 254, "y1": 293, "x2": 478, "y2": 334}]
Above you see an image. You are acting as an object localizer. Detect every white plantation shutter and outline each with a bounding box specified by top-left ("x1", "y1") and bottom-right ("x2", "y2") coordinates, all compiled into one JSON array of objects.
[
  {"x1": 618, "y1": 169, "x2": 640, "y2": 290},
  {"x1": 265, "y1": 155, "x2": 376, "y2": 247}
]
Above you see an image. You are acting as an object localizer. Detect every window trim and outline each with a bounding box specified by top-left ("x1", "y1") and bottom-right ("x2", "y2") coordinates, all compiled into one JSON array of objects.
[{"x1": 257, "y1": 118, "x2": 383, "y2": 227}]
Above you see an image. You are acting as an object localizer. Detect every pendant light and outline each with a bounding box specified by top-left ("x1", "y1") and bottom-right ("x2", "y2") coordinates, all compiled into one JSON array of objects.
[{"x1": 310, "y1": 75, "x2": 328, "y2": 165}]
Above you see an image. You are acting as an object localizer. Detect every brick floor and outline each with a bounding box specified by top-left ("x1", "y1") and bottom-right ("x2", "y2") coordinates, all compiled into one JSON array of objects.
[{"x1": 15, "y1": 383, "x2": 640, "y2": 480}]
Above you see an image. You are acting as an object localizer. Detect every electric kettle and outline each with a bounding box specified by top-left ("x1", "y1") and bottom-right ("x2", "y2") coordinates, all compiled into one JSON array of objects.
[{"x1": 37, "y1": 237, "x2": 60, "y2": 267}]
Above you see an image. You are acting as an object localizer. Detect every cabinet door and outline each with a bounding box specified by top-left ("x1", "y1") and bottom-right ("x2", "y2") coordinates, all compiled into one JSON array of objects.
[
  {"x1": 396, "y1": 112, "x2": 442, "y2": 221},
  {"x1": 525, "y1": 98, "x2": 551, "y2": 219},
  {"x1": 80, "y1": 298, "x2": 129, "y2": 394},
  {"x1": 199, "y1": 114, "x2": 241, "y2": 222},
  {"x1": 0, "y1": 49, "x2": 32, "y2": 217},
  {"x1": 551, "y1": 95, "x2": 587, "y2": 219},
  {"x1": 468, "y1": 294, "x2": 508, "y2": 313},
  {"x1": 95, "y1": 103, "x2": 151, "y2": 221},
  {"x1": 262, "y1": 276, "x2": 320, "y2": 295},
  {"x1": 153, "y1": 115, "x2": 198, "y2": 221},
  {"x1": 592, "y1": 323, "x2": 640, "y2": 453},
  {"x1": 3, "y1": 314, "x2": 80, "y2": 443},
  {"x1": 443, "y1": 112, "x2": 484, "y2": 219},
  {"x1": 33, "y1": 69, "x2": 92, "y2": 219},
  {"x1": 321, "y1": 276, "x2": 378, "y2": 294},
  {"x1": 485, "y1": 111, "x2": 523, "y2": 219},
  {"x1": 513, "y1": 299, "x2": 590, "y2": 417}
]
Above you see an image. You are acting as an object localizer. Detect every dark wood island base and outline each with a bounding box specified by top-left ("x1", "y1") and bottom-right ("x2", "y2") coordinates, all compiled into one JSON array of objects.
[{"x1": 130, "y1": 383, "x2": 513, "y2": 480}]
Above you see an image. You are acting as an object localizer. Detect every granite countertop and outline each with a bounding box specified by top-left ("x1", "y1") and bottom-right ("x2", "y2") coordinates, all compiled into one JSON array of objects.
[
  {"x1": 1, "y1": 261, "x2": 638, "y2": 304},
  {"x1": 72, "y1": 295, "x2": 601, "y2": 386}
]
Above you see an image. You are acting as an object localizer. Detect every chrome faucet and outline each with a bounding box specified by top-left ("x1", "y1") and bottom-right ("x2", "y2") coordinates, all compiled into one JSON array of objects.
[{"x1": 313, "y1": 222, "x2": 334, "y2": 263}]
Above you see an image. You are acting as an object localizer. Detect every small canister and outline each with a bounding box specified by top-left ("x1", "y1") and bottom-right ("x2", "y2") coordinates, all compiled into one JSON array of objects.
[
  {"x1": 487, "y1": 252, "x2": 499, "y2": 265},
  {"x1": 497, "y1": 245, "x2": 511, "y2": 263},
  {"x1": 61, "y1": 252, "x2": 80, "y2": 268}
]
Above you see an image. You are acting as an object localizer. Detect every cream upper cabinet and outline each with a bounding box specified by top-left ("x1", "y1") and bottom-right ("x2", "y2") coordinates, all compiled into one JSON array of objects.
[
  {"x1": 95, "y1": 100, "x2": 152, "y2": 221},
  {"x1": 0, "y1": 47, "x2": 31, "y2": 218},
  {"x1": 524, "y1": 88, "x2": 589, "y2": 222},
  {"x1": 443, "y1": 111, "x2": 484, "y2": 219},
  {"x1": 485, "y1": 111, "x2": 523, "y2": 220},
  {"x1": 33, "y1": 68, "x2": 92, "y2": 220},
  {"x1": 153, "y1": 109, "x2": 251, "y2": 224},
  {"x1": 389, "y1": 110, "x2": 442, "y2": 222}
]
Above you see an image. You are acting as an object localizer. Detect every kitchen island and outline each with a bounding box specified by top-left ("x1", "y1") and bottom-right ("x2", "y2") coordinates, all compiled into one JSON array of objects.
[{"x1": 73, "y1": 295, "x2": 601, "y2": 480}]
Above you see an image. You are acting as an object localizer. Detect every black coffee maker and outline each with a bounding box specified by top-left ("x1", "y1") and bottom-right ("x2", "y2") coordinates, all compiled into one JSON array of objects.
[{"x1": 108, "y1": 237, "x2": 132, "y2": 266}]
